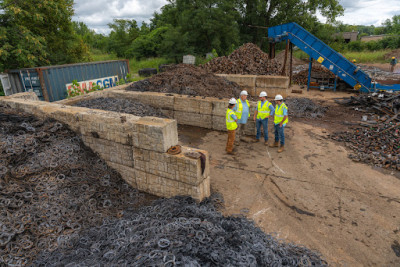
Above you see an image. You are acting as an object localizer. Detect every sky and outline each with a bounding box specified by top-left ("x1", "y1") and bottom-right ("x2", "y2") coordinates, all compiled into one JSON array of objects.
[{"x1": 72, "y1": 0, "x2": 400, "y2": 34}]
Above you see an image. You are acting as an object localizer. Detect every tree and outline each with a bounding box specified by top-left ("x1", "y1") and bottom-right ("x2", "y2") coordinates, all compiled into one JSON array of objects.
[
  {"x1": 236, "y1": 0, "x2": 344, "y2": 46},
  {"x1": 152, "y1": 0, "x2": 240, "y2": 56},
  {"x1": 127, "y1": 26, "x2": 169, "y2": 59},
  {"x1": 384, "y1": 15, "x2": 400, "y2": 34},
  {"x1": 108, "y1": 19, "x2": 140, "y2": 57},
  {"x1": 0, "y1": 0, "x2": 90, "y2": 71}
]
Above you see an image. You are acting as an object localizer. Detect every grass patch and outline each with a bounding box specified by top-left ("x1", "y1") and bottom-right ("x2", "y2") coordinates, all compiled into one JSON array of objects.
[
  {"x1": 340, "y1": 50, "x2": 389, "y2": 63},
  {"x1": 292, "y1": 48, "x2": 390, "y2": 64},
  {"x1": 88, "y1": 50, "x2": 172, "y2": 75},
  {"x1": 293, "y1": 50, "x2": 310, "y2": 61},
  {"x1": 128, "y1": 58, "x2": 171, "y2": 74},
  {"x1": 90, "y1": 49, "x2": 119, "y2": 62}
]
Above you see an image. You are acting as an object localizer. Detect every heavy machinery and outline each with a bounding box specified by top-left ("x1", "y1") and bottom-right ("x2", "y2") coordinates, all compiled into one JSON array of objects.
[{"x1": 268, "y1": 22, "x2": 400, "y2": 93}]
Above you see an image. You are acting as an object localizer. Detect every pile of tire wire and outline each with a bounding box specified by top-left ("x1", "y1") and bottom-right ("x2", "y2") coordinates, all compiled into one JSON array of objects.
[
  {"x1": 34, "y1": 194, "x2": 327, "y2": 266},
  {"x1": 202, "y1": 43, "x2": 282, "y2": 75},
  {"x1": 285, "y1": 98, "x2": 328, "y2": 118},
  {"x1": 330, "y1": 123, "x2": 400, "y2": 170},
  {"x1": 126, "y1": 64, "x2": 242, "y2": 99},
  {"x1": 73, "y1": 97, "x2": 167, "y2": 118},
  {"x1": 0, "y1": 106, "x2": 155, "y2": 266}
]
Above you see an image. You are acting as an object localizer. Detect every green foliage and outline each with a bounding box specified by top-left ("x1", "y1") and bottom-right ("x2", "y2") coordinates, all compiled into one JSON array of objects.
[
  {"x1": 128, "y1": 58, "x2": 171, "y2": 74},
  {"x1": 0, "y1": 0, "x2": 90, "y2": 71},
  {"x1": 108, "y1": 19, "x2": 140, "y2": 57},
  {"x1": 127, "y1": 27, "x2": 169, "y2": 59}
]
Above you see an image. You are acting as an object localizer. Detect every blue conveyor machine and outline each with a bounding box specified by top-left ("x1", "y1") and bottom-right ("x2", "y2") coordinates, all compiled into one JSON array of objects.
[{"x1": 268, "y1": 22, "x2": 400, "y2": 92}]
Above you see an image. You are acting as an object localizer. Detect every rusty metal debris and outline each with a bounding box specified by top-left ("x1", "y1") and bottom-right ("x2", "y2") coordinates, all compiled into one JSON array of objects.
[
  {"x1": 33, "y1": 195, "x2": 328, "y2": 266},
  {"x1": 127, "y1": 64, "x2": 241, "y2": 98},
  {"x1": 332, "y1": 92, "x2": 400, "y2": 170},
  {"x1": 167, "y1": 145, "x2": 182, "y2": 155},
  {"x1": 202, "y1": 43, "x2": 282, "y2": 75},
  {"x1": 0, "y1": 106, "x2": 155, "y2": 266}
]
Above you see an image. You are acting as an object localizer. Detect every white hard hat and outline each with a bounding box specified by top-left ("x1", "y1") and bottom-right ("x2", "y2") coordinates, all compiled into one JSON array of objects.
[
  {"x1": 240, "y1": 90, "x2": 248, "y2": 96},
  {"x1": 274, "y1": 94, "x2": 283, "y2": 101},
  {"x1": 229, "y1": 98, "x2": 237, "y2": 105},
  {"x1": 259, "y1": 91, "x2": 267, "y2": 97}
]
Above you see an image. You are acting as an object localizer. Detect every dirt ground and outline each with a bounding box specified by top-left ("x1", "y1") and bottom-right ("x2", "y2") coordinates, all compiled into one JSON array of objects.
[{"x1": 178, "y1": 90, "x2": 400, "y2": 266}]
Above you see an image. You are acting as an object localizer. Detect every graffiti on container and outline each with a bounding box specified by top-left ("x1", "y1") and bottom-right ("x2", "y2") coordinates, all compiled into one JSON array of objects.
[{"x1": 65, "y1": 76, "x2": 119, "y2": 91}]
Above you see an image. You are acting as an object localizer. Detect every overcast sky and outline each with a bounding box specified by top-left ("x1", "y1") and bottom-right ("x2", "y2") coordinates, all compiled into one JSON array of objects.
[{"x1": 72, "y1": 0, "x2": 400, "y2": 34}]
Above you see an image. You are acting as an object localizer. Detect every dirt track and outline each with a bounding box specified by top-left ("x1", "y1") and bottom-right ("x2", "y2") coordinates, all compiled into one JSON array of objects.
[{"x1": 178, "y1": 94, "x2": 400, "y2": 266}]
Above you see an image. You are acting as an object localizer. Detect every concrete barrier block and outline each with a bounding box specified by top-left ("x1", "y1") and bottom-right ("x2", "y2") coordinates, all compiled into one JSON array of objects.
[
  {"x1": 212, "y1": 99, "x2": 229, "y2": 117},
  {"x1": 106, "y1": 161, "x2": 137, "y2": 188},
  {"x1": 174, "y1": 111, "x2": 212, "y2": 129},
  {"x1": 212, "y1": 116, "x2": 226, "y2": 131},
  {"x1": 133, "y1": 117, "x2": 178, "y2": 152},
  {"x1": 256, "y1": 75, "x2": 289, "y2": 89},
  {"x1": 255, "y1": 87, "x2": 288, "y2": 98},
  {"x1": 174, "y1": 96, "x2": 213, "y2": 115},
  {"x1": 216, "y1": 74, "x2": 257, "y2": 88},
  {"x1": 7, "y1": 92, "x2": 39, "y2": 101}
]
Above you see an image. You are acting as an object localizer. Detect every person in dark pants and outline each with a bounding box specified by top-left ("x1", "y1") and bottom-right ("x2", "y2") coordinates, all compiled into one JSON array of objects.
[
  {"x1": 390, "y1": 57, "x2": 397, "y2": 73},
  {"x1": 226, "y1": 98, "x2": 238, "y2": 155},
  {"x1": 253, "y1": 91, "x2": 275, "y2": 145},
  {"x1": 270, "y1": 94, "x2": 288, "y2": 153}
]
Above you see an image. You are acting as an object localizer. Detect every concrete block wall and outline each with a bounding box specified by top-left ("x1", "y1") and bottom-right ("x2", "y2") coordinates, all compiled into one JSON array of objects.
[
  {"x1": 216, "y1": 74, "x2": 289, "y2": 98},
  {"x1": 0, "y1": 93, "x2": 210, "y2": 201},
  {"x1": 106, "y1": 91, "x2": 258, "y2": 136}
]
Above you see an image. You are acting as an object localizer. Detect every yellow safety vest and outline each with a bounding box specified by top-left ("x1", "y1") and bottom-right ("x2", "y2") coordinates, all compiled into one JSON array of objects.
[
  {"x1": 257, "y1": 101, "x2": 272, "y2": 120},
  {"x1": 274, "y1": 103, "x2": 289, "y2": 125},
  {"x1": 235, "y1": 99, "x2": 250, "y2": 120},
  {"x1": 226, "y1": 109, "x2": 238, "y2": 130}
]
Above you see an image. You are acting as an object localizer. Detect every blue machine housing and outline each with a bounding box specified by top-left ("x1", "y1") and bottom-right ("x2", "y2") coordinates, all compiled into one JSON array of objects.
[{"x1": 268, "y1": 22, "x2": 400, "y2": 92}]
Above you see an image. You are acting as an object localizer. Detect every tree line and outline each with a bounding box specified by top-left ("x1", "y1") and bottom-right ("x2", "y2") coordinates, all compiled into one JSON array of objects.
[{"x1": 1, "y1": 0, "x2": 400, "y2": 73}]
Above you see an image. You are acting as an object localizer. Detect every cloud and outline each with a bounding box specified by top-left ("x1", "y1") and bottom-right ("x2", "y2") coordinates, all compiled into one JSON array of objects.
[
  {"x1": 336, "y1": 0, "x2": 400, "y2": 26},
  {"x1": 72, "y1": 0, "x2": 168, "y2": 34},
  {"x1": 72, "y1": 0, "x2": 400, "y2": 34}
]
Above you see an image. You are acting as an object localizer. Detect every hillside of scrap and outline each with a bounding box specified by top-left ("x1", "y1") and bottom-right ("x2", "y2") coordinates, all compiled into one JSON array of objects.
[{"x1": 0, "y1": 105, "x2": 327, "y2": 266}]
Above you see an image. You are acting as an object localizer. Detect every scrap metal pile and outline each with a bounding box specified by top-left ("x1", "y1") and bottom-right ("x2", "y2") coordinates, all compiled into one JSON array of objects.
[
  {"x1": 285, "y1": 98, "x2": 328, "y2": 118},
  {"x1": 0, "y1": 107, "x2": 154, "y2": 266},
  {"x1": 34, "y1": 196, "x2": 327, "y2": 266},
  {"x1": 127, "y1": 64, "x2": 241, "y2": 98},
  {"x1": 202, "y1": 43, "x2": 282, "y2": 75},
  {"x1": 1, "y1": 107, "x2": 327, "y2": 266},
  {"x1": 73, "y1": 97, "x2": 167, "y2": 118},
  {"x1": 331, "y1": 92, "x2": 400, "y2": 170},
  {"x1": 293, "y1": 66, "x2": 335, "y2": 85}
]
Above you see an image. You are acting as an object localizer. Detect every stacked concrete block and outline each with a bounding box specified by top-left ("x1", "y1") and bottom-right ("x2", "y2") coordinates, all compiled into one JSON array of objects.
[
  {"x1": 216, "y1": 74, "x2": 257, "y2": 96},
  {"x1": 0, "y1": 96, "x2": 210, "y2": 201},
  {"x1": 255, "y1": 76, "x2": 289, "y2": 98},
  {"x1": 216, "y1": 74, "x2": 289, "y2": 98}
]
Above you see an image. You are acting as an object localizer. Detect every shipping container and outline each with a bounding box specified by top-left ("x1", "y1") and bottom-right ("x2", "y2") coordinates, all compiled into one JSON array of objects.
[{"x1": 0, "y1": 60, "x2": 130, "y2": 101}]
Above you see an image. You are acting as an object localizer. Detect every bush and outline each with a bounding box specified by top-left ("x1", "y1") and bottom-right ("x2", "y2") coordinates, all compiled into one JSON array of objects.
[{"x1": 347, "y1": 41, "x2": 365, "y2": 52}]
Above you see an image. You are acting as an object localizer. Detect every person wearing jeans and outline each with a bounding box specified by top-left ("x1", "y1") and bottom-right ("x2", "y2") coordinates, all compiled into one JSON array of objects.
[
  {"x1": 270, "y1": 94, "x2": 288, "y2": 153},
  {"x1": 253, "y1": 91, "x2": 274, "y2": 145}
]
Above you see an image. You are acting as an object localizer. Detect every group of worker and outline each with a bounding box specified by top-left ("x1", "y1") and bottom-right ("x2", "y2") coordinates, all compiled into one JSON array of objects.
[{"x1": 225, "y1": 90, "x2": 288, "y2": 155}]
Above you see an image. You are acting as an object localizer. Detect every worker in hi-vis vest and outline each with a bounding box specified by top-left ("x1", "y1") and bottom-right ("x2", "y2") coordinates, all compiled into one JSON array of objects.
[
  {"x1": 226, "y1": 98, "x2": 238, "y2": 155},
  {"x1": 270, "y1": 94, "x2": 288, "y2": 153},
  {"x1": 390, "y1": 57, "x2": 397, "y2": 73},
  {"x1": 253, "y1": 91, "x2": 275, "y2": 145},
  {"x1": 233, "y1": 90, "x2": 250, "y2": 146}
]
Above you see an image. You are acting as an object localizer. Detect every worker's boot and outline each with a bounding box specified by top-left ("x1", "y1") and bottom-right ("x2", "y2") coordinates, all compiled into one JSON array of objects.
[
  {"x1": 278, "y1": 145, "x2": 284, "y2": 153},
  {"x1": 264, "y1": 141, "x2": 269, "y2": 146},
  {"x1": 270, "y1": 141, "x2": 279, "y2": 148}
]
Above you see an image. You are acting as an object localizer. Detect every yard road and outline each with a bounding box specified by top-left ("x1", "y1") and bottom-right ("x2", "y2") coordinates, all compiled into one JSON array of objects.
[{"x1": 180, "y1": 120, "x2": 400, "y2": 266}]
